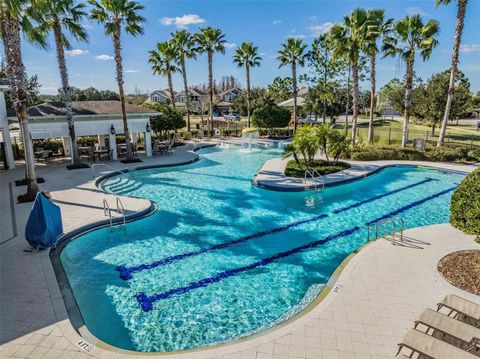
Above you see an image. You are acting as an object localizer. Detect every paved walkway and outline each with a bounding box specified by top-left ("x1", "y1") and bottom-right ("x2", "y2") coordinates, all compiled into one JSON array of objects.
[
  {"x1": 253, "y1": 157, "x2": 477, "y2": 191},
  {"x1": 1, "y1": 146, "x2": 479, "y2": 359}
]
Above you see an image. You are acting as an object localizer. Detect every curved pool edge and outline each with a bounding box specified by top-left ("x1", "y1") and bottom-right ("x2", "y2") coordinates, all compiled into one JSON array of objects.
[
  {"x1": 252, "y1": 158, "x2": 474, "y2": 192},
  {"x1": 51, "y1": 223, "x2": 379, "y2": 357}
]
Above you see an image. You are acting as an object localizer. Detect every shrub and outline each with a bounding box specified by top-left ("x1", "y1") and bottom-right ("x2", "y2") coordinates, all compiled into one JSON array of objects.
[
  {"x1": 252, "y1": 104, "x2": 291, "y2": 135},
  {"x1": 450, "y1": 169, "x2": 480, "y2": 241},
  {"x1": 144, "y1": 103, "x2": 185, "y2": 138},
  {"x1": 285, "y1": 159, "x2": 351, "y2": 178}
]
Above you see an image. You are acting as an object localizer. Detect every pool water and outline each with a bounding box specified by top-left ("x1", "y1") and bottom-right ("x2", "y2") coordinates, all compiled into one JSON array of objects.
[{"x1": 60, "y1": 146, "x2": 464, "y2": 352}]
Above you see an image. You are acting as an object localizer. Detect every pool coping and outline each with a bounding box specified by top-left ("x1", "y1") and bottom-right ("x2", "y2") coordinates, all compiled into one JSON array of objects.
[
  {"x1": 46, "y1": 148, "x2": 473, "y2": 357},
  {"x1": 252, "y1": 158, "x2": 474, "y2": 192}
]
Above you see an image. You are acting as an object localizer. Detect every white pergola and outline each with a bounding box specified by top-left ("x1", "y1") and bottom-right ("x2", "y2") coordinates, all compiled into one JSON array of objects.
[
  {"x1": 1, "y1": 99, "x2": 157, "y2": 170},
  {"x1": 0, "y1": 85, "x2": 15, "y2": 170}
]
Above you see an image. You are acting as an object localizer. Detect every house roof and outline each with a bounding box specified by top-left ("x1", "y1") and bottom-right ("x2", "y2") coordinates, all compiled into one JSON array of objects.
[
  {"x1": 150, "y1": 89, "x2": 174, "y2": 98},
  {"x1": 17, "y1": 100, "x2": 153, "y2": 118},
  {"x1": 219, "y1": 87, "x2": 241, "y2": 96},
  {"x1": 216, "y1": 101, "x2": 233, "y2": 107},
  {"x1": 278, "y1": 97, "x2": 306, "y2": 107}
]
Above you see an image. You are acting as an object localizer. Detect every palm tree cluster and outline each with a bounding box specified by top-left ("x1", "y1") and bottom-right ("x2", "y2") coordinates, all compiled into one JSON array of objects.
[{"x1": 0, "y1": 0, "x2": 469, "y2": 200}]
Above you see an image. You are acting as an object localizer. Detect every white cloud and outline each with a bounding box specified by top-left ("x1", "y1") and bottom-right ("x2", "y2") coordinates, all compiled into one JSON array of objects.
[
  {"x1": 288, "y1": 34, "x2": 306, "y2": 40},
  {"x1": 65, "y1": 49, "x2": 89, "y2": 56},
  {"x1": 125, "y1": 69, "x2": 139, "y2": 73},
  {"x1": 272, "y1": 19, "x2": 282, "y2": 25},
  {"x1": 460, "y1": 44, "x2": 480, "y2": 54},
  {"x1": 405, "y1": 6, "x2": 431, "y2": 17},
  {"x1": 309, "y1": 16, "x2": 317, "y2": 20},
  {"x1": 260, "y1": 52, "x2": 267, "y2": 56},
  {"x1": 308, "y1": 22, "x2": 334, "y2": 37},
  {"x1": 224, "y1": 42, "x2": 237, "y2": 49},
  {"x1": 160, "y1": 14, "x2": 205, "y2": 28},
  {"x1": 96, "y1": 54, "x2": 114, "y2": 61}
]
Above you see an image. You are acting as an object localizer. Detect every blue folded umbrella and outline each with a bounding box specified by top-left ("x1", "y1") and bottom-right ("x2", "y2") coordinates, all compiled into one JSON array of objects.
[{"x1": 25, "y1": 193, "x2": 63, "y2": 249}]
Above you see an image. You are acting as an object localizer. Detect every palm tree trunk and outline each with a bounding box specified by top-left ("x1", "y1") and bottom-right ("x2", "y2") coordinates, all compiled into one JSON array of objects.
[
  {"x1": 437, "y1": 0, "x2": 468, "y2": 147},
  {"x1": 1, "y1": 8, "x2": 38, "y2": 197},
  {"x1": 180, "y1": 54, "x2": 191, "y2": 132},
  {"x1": 208, "y1": 50, "x2": 213, "y2": 135},
  {"x1": 351, "y1": 59, "x2": 359, "y2": 144},
  {"x1": 167, "y1": 67, "x2": 176, "y2": 109},
  {"x1": 113, "y1": 29, "x2": 133, "y2": 161},
  {"x1": 246, "y1": 63, "x2": 251, "y2": 127},
  {"x1": 344, "y1": 64, "x2": 351, "y2": 133},
  {"x1": 367, "y1": 52, "x2": 376, "y2": 143},
  {"x1": 53, "y1": 22, "x2": 81, "y2": 167},
  {"x1": 402, "y1": 58, "x2": 414, "y2": 147},
  {"x1": 292, "y1": 62, "x2": 298, "y2": 132}
]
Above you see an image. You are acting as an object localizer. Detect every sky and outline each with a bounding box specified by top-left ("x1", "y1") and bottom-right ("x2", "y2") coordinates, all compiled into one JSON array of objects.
[{"x1": 17, "y1": 0, "x2": 480, "y2": 95}]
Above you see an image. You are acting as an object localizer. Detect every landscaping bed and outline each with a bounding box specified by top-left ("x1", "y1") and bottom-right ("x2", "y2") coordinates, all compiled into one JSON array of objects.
[
  {"x1": 438, "y1": 250, "x2": 480, "y2": 295},
  {"x1": 285, "y1": 159, "x2": 351, "y2": 178}
]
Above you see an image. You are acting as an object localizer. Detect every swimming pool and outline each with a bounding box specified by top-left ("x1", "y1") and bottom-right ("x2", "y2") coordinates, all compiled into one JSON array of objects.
[{"x1": 59, "y1": 146, "x2": 464, "y2": 352}]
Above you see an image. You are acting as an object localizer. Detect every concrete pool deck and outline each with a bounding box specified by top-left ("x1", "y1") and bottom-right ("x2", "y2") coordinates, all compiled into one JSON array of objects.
[{"x1": 1, "y1": 145, "x2": 479, "y2": 359}]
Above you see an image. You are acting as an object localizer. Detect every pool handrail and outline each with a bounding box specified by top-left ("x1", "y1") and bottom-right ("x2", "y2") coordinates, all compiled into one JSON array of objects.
[
  {"x1": 92, "y1": 163, "x2": 128, "y2": 178},
  {"x1": 368, "y1": 217, "x2": 404, "y2": 242},
  {"x1": 304, "y1": 170, "x2": 325, "y2": 191}
]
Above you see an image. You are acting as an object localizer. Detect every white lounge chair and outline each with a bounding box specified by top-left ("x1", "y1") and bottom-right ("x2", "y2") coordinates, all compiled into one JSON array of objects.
[
  {"x1": 438, "y1": 294, "x2": 480, "y2": 327},
  {"x1": 397, "y1": 329, "x2": 478, "y2": 359},
  {"x1": 415, "y1": 308, "x2": 480, "y2": 352}
]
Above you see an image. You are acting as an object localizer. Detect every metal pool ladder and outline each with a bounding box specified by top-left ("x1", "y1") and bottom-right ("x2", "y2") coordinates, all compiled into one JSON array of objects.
[
  {"x1": 103, "y1": 196, "x2": 126, "y2": 226},
  {"x1": 367, "y1": 217, "x2": 404, "y2": 242},
  {"x1": 304, "y1": 170, "x2": 325, "y2": 191}
]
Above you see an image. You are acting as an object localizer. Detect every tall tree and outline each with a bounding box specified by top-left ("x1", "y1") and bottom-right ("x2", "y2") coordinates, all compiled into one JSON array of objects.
[
  {"x1": 89, "y1": 0, "x2": 145, "y2": 162},
  {"x1": 0, "y1": 0, "x2": 47, "y2": 200},
  {"x1": 436, "y1": 0, "x2": 468, "y2": 147},
  {"x1": 194, "y1": 27, "x2": 226, "y2": 135},
  {"x1": 32, "y1": 0, "x2": 89, "y2": 168},
  {"x1": 383, "y1": 14, "x2": 439, "y2": 147},
  {"x1": 364, "y1": 9, "x2": 393, "y2": 143},
  {"x1": 233, "y1": 42, "x2": 261, "y2": 127},
  {"x1": 148, "y1": 40, "x2": 179, "y2": 108},
  {"x1": 277, "y1": 38, "x2": 308, "y2": 132},
  {"x1": 171, "y1": 30, "x2": 196, "y2": 131},
  {"x1": 330, "y1": 8, "x2": 369, "y2": 144}
]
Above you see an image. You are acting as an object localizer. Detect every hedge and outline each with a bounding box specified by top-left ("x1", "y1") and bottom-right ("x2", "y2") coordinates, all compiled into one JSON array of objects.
[{"x1": 450, "y1": 169, "x2": 480, "y2": 241}]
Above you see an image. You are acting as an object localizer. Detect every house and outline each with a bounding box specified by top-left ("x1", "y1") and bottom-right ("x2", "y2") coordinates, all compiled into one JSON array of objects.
[
  {"x1": 278, "y1": 87, "x2": 309, "y2": 108},
  {"x1": 216, "y1": 87, "x2": 242, "y2": 114},
  {"x1": 147, "y1": 89, "x2": 174, "y2": 104}
]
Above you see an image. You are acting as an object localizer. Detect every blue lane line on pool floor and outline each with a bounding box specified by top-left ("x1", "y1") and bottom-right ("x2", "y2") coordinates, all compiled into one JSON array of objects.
[
  {"x1": 133, "y1": 185, "x2": 456, "y2": 311},
  {"x1": 366, "y1": 186, "x2": 456, "y2": 225},
  {"x1": 135, "y1": 227, "x2": 360, "y2": 312},
  {"x1": 116, "y1": 177, "x2": 435, "y2": 280}
]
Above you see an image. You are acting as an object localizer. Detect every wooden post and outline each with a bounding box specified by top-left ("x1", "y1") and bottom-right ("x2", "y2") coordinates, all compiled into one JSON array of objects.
[
  {"x1": 425, "y1": 131, "x2": 429, "y2": 144},
  {"x1": 388, "y1": 128, "x2": 391, "y2": 145}
]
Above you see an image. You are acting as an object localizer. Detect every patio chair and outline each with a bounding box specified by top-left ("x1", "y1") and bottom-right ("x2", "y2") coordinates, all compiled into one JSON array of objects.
[
  {"x1": 414, "y1": 308, "x2": 480, "y2": 352},
  {"x1": 438, "y1": 294, "x2": 480, "y2": 327},
  {"x1": 397, "y1": 329, "x2": 477, "y2": 359},
  {"x1": 166, "y1": 139, "x2": 174, "y2": 155}
]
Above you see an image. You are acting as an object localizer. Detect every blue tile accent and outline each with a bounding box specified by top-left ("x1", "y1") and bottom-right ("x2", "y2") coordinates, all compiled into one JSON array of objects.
[
  {"x1": 116, "y1": 178, "x2": 436, "y2": 280},
  {"x1": 332, "y1": 178, "x2": 435, "y2": 214},
  {"x1": 366, "y1": 186, "x2": 456, "y2": 225},
  {"x1": 135, "y1": 226, "x2": 361, "y2": 311},
  {"x1": 116, "y1": 213, "x2": 329, "y2": 280}
]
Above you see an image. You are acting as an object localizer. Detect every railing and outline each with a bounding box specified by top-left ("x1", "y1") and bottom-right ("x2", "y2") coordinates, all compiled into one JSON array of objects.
[
  {"x1": 367, "y1": 217, "x2": 404, "y2": 242},
  {"x1": 304, "y1": 170, "x2": 325, "y2": 191},
  {"x1": 103, "y1": 196, "x2": 126, "y2": 226},
  {"x1": 116, "y1": 196, "x2": 126, "y2": 225},
  {"x1": 92, "y1": 163, "x2": 127, "y2": 178}
]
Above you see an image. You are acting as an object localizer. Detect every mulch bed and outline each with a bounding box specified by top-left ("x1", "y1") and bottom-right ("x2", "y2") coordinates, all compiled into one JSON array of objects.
[{"x1": 438, "y1": 250, "x2": 480, "y2": 295}]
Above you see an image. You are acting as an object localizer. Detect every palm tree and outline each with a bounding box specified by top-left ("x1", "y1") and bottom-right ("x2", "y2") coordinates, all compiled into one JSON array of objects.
[
  {"x1": 383, "y1": 15, "x2": 439, "y2": 147},
  {"x1": 0, "y1": 0, "x2": 47, "y2": 200},
  {"x1": 233, "y1": 42, "x2": 261, "y2": 127},
  {"x1": 277, "y1": 38, "x2": 307, "y2": 133},
  {"x1": 364, "y1": 9, "x2": 393, "y2": 143},
  {"x1": 171, "y1": 30, "x2": 196, "y2": 131},
  {"x1": 436, "y1": 0, "x2": 468, "y2": 147},
  {"x1": 148, "y1": 41, "x2": 179, "y2": 108},
  {"x1": 89, "y1": 0, "x2": 145, "y2": 162},
  {"x1": 33, "y1": 0, "x2": 88, "y2": 169},
  {"x1": 194, "y1": 27, "x2": 226, "y2": 135},
  {"x1": 330, "y1": 8, "x2": 369, "y2": 144}
]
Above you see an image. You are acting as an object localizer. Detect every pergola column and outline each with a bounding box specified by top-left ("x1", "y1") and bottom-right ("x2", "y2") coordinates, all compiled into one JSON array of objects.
[
  {"x1": 130, "y1": 132, "x2": 138, "y2": 144},
  {"x1": 144, "y1": 131, "x2": 152, "y2": 157},
  {"x1": 97, "y1": 134, "x2": 106, "y2": 147},
  {"x1": 62, "y1": 137, "x2": 72, "y2": 157},
  {"x1": 2, "y1": 127, "x2": 15, "y2": 170},
  {"x1": 108, "y1": 133, "x2": 117, "y2": 160}
]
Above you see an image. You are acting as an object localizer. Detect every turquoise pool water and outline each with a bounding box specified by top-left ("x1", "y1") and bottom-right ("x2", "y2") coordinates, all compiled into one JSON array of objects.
[{"x1": 60, "y1": 146, "x2": 464, "y2": 352}]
